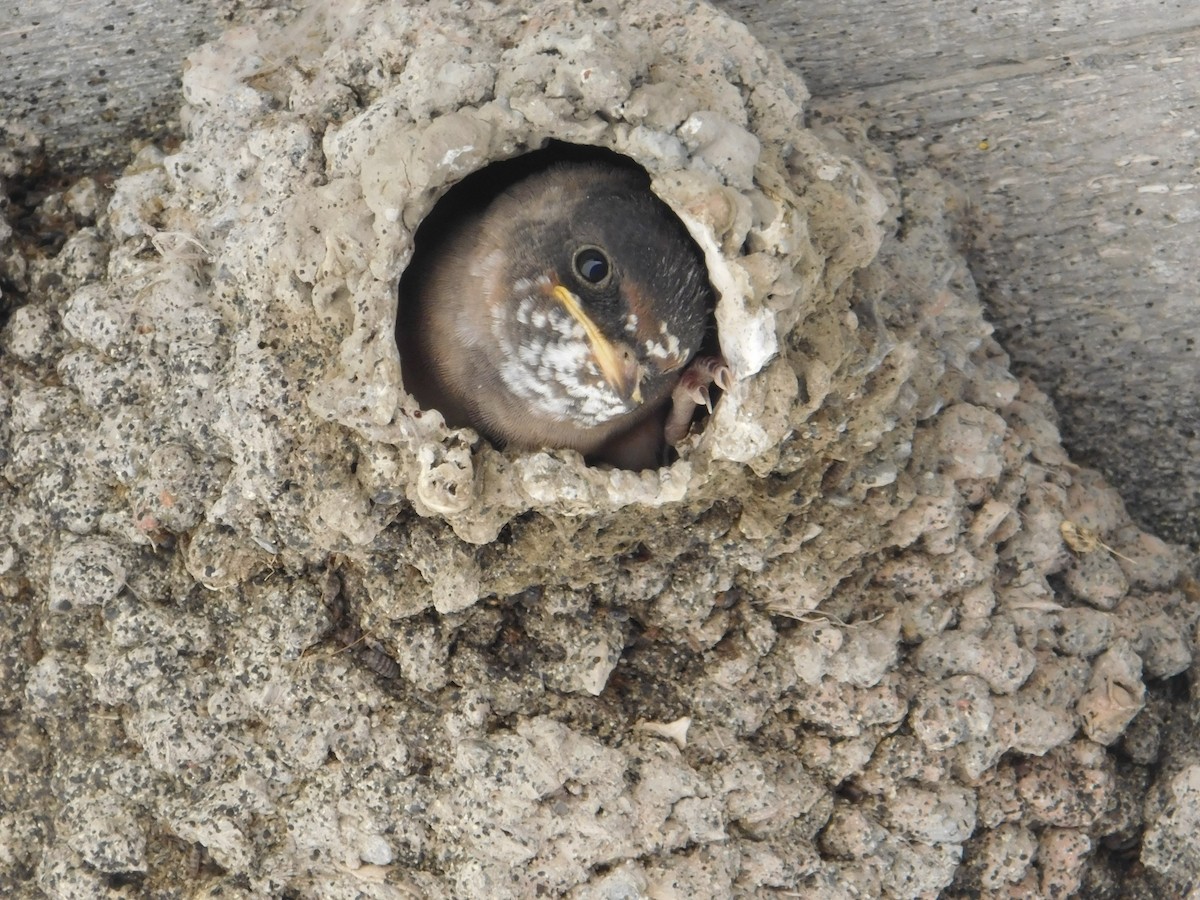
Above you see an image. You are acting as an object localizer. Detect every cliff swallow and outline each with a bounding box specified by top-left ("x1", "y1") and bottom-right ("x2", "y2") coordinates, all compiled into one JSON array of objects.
[{"x1": 398, "y1": 161, "x2": 729, "y2": 469}]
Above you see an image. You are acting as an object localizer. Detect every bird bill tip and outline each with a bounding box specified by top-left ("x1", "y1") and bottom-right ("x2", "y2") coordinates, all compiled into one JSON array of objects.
[{"x1": 551, "y1": 284, "x2": 645, "y2": 405}]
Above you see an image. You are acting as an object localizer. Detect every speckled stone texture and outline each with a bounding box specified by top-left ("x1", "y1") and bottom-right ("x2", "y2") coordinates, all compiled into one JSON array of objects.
[{"x1": 1, "y1": 2, "x2": 1198, "y2": 898}]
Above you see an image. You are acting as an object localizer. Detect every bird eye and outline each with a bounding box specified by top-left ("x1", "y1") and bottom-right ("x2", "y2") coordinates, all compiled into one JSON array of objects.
[{"x1": 573, "y1": 246, "x2": 611, "y2": 285}]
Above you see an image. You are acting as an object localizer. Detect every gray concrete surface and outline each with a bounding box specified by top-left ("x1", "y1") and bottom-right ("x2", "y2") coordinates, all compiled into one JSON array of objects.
[{"x1": 0, "y1": 0, "x2": 215, "y2": 168}]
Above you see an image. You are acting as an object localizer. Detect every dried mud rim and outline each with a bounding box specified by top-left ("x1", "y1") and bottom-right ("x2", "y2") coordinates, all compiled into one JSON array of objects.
[{"x1": 277, "y1": 0, "x2": 887, "y2": 541}]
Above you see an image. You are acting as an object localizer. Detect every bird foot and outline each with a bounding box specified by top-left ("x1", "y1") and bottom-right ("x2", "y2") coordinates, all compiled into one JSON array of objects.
[{"x1": 665, "y1": 355, "x2": 733, "y2": 446}]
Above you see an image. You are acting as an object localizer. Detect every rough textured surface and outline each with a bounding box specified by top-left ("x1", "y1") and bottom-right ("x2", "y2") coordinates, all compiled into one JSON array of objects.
[
  {"x1": 5, "y1": 0, "x2": 1197, "y2": 547},
  {"x1": 711, "y1": 0, "x2": 1200, "y2": 547},
  {"x1": 1, "y1": 2, "x2": 1199, "y2": 898}
]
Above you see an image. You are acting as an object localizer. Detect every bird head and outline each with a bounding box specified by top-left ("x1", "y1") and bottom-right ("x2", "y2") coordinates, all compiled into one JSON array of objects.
[{"x1": 481, "y1": 163, "x2": 714, "y2": 429}]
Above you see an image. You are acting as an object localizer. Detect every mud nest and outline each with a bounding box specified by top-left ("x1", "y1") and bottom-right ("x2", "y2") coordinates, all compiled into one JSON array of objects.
[{"x1": 1, "y1": 2, "x2": 1198, "y2": 897}]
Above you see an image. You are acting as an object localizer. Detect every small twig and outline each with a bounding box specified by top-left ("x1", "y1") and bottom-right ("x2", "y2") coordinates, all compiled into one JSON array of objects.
[
  {"x1": 1060, "y1": 520, "x2": 1135, "y2": 563},
  {"x1": 767, "y1": 607, "x2": 885, "y2": 628}
]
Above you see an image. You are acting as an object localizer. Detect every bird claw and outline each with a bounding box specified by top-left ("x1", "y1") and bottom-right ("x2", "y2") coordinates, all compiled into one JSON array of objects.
[
  {"x1": 665, "y1": 355, "x2": 733, "y2": 446},
  {"x1": 687, "y1": 383, "x2": 712, "y2": 413},
  {"x1": 690, "y1": 356, "x2": 734, "y2": 392}
]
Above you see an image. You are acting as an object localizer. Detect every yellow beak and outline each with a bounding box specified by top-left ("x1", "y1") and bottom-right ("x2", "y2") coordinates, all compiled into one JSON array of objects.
[{"x1": 551, "y1": 284, "x2": 644, "y2": 404}]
